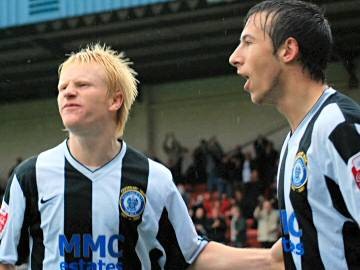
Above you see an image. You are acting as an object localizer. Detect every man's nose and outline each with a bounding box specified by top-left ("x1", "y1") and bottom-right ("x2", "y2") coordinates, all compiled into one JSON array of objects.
[
  {"x1": 63, "y1": 84, "x2": 77, "y2": 98},
  {"x1": 229, "y1": 45, "x2": 243, "y2": 67}
]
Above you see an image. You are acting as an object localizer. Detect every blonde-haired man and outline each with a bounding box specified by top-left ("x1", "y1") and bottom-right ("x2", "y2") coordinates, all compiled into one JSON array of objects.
[
  {"x1": 58, "y1": 44, "x2": 137, "y2": 138},
  {"x1": 0, "y1": 44, "x2": 282, "y2": 270}
]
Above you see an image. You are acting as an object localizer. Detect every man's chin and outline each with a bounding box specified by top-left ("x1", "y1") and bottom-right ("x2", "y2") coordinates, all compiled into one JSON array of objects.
[
  {"x1": 63, "y1": 122, "x2": 77, "y2": 130},
  {"x1": 250, "y1": 91, "x2": 274, "y2": 106},
  {"x1": 250, "y1": 93, "x2": 263, "y2": 105}
]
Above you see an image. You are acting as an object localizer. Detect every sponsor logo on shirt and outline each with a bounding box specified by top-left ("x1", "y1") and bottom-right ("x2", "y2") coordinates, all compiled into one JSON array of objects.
[
  {"x1": 59, "y1": 234, "x2": 124, "y2": 270},
  {"x1": 351, "y1": 154, "x2": 360, "y2": 189},
  {"x1": 119, "y1": 186, "x2": 146, "y2": 221},
  {"x1": 291, "y1": 152, "x2": 308, "y2": 193},
  {"x1": 280, "y1": 210, "x2": 304, "y2": 256},
  {"x1": 0, "y1": 202, "x2": 9, "y2": 237}
]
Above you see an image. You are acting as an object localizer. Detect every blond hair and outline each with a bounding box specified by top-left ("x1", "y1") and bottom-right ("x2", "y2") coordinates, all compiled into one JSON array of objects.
[{"x1": 58, "y1": 43, "x2": 138, "y2": 137}]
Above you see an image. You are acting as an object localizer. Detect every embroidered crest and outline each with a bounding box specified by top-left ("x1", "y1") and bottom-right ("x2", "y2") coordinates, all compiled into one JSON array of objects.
[
  {"x1": 291, "y1": 152, "x2": 308, "y2": 192},
  {"x1": 119, "y1": 186, "x2": 146, "y2": 221}
]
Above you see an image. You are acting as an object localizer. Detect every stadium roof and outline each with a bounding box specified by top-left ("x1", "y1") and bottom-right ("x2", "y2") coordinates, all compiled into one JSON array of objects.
[
  {"x1": 0, "y1": 0, "x2": 359, "y2": 103},
  {"x1": 0, "y1": 0, "x2": 172, "y2": 29}
]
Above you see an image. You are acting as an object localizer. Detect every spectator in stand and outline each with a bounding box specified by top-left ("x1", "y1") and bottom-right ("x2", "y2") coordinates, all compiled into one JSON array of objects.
[
  {"x1": 206, "y1": 207, "x2": 227, "y2": 244},
  {"x1": 263, "y1": 141, "x2": 279, "y2": 187},
  {"x1": 227, "y1": 145, "x2": 244, "y2": 186},
  {"x1": 233, "y1": 189, "x2": 246, "y2": 215},
  {"x1": 230, "y1": 205, "x2": 247, "y2": 247},
  {"x1": 185, "y1": 140, "x2": 209, "y2": 186},
  {"x1": 221, "y1": 152, "x2": 242, "y2": 197},
  {"x1": 243, "y1": 169, "x2": 263, "y2": 218},
  {"x1": 253, "y1": 135, "x2": 269, "y2": 181},
  {"x1": 162, "y1": 132, "x2": 187, "y2": 182},
  {"x1": 192, "y1": 194, "x2": 205, "y2": 214},
  {"x1": 242, "y1": 151, "x2": 256, "y2": 185},
  {"x1": 202, "y1": 192, "x2": 213, "y2": 215},
  {"x1": 230, "y1": 155, "x2": 243, "y2": 187},
  {"x1": 192, "y1": 139, "x2": 208, "y2": 183},
  {"x1": 208, "y1": 199, "x2": 221, "y2": 218},
  {"x1": 205, "y1": 136, "x2": 224, "y2": 194},
  {"x1": 231, "y1": 145, "x2": 245, "y2": 164},
  {"x1": 254, "y1": 200, "x2": 279, "y2": 248},
  {"x1": 220, "y1": 193, "x2": 232, "y2": 216},
  {"x1": 193, "y1": 207, "x2": 210, "y2": 238}
]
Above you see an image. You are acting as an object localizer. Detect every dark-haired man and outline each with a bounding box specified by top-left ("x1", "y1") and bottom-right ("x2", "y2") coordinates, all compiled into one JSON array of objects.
[{"x1": 230, "y1": 1, "x2": 360, "y2": 269}]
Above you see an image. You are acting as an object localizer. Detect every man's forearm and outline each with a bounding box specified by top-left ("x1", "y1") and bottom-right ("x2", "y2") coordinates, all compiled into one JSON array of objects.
[
  {"x1": 0, "y1": 264, "x2": 15, "y2": 270},
  {"x1": 189, "y1": 241, "x2": 284, "y2": 270}
]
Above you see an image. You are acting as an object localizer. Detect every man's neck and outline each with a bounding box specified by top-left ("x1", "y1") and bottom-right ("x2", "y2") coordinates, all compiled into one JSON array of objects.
[
  {"x1": 276, "y1": 74, "x2": 327, "y2": 133},
  {"x1": 67, "y1": 133, "x2": 121, "y2": 168}
]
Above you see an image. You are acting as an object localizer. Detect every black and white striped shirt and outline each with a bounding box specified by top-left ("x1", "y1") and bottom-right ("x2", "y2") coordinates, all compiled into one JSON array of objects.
[
  {"x1": 278, "y1": 88, "x2": 360, "y2": 269},
  {"x1": 0, "y1": 140, "x2": 207, "y2": 270}
]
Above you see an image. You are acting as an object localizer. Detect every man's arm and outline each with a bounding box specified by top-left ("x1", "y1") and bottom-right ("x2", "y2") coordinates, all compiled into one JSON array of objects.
[
  {"x1": 270, "y1": 238, "x2": 283, "y2": 266},
  {"x1": 0, "y1": 264, "x2": 15, "y2": 270},
  {"x1": 327, "y1": 122, "x2": 360, "y2": 225},
  {"x1": 189, "y1": 239, "x2": 284, "y2": 270},
  {"x1": 0, "y1": 168, "x2": 30, "y2": 266}
]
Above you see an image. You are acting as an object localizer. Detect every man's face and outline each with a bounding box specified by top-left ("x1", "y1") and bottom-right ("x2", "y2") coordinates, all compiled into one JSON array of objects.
[
  {"x1": 57, "y1": 62, "x2": 114, "y2": 134},
  {"x1": 229, "y1": 12, "x2": 283, "y2": 105}
]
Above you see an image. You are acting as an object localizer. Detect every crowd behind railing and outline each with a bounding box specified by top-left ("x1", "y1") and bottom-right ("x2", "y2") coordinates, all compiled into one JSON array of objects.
[{"x1": 161, "y1": 133, "x2": 282, "y2": 248}]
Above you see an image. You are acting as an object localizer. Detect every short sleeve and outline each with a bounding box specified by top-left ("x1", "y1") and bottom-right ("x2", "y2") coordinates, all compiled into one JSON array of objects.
[
  {"x1": 328, "y1": 122, "x2": 360, "y2": 225},
  {"x1": 0, "y1": 174, "x2": 27, "y2": 264}
]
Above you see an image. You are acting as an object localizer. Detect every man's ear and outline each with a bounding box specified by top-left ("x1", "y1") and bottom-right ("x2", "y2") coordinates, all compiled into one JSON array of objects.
[
  {"x1": 109, "y1": 91, "x2": 124, "y2": 112},
  {"x1": 278, "y1": 37, "x2": 300, "y2": 63}
]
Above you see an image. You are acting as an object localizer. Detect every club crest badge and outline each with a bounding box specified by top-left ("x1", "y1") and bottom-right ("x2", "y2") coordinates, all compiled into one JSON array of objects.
[
  {"x1": 119, "y1": 186, "x2": 146, "y2": 221},
  {"x1": 351, "y1": 154, "x2": 360, "y2": 189},
  {"x1": 291, "y1": 152, "x2": 308, "y2": 192}
]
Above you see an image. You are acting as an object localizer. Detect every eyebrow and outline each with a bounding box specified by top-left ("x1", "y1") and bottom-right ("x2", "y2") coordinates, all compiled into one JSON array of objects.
[{"x1": 240, "y1": 34, "x2": 255, "y2": 43}]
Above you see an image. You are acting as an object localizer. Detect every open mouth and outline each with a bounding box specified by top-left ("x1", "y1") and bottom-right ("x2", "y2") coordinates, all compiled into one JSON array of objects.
[{"x1": 242, "y1": 75, "x2": 250, "y2": 91}]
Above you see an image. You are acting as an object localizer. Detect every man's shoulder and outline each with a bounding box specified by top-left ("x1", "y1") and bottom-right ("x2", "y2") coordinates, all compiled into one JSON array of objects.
[
  {"x1": 125, "y1": 144, "x2": 173, "y2": 184},
  {"x1": 148, "y1": 158, "x2": 172, "y2": 180},
  {"x1": 14, "y1": 141, "x2": 64, "y2": 180},
  {"x1": 124, "y1": 144, "x2": 148, "y2": 162},
  {"x1": 314, "y1": 90, "x2": 360, "y2": 134},
  {"x1": 311, "y1": 91, "x2": 360, "y2": 162},
  {"x1": 13, "y1": 156, "x2": 38, "y2": 179},
  {"x1": 326, "y1": 90, "x2": 360, "y2": 123}
]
